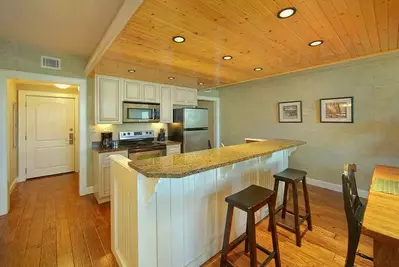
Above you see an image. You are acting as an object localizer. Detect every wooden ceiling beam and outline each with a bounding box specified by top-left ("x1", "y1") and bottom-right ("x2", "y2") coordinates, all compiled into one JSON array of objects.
[{"x1": 84, "y1": 0, "x2": 144, "y2": 75}]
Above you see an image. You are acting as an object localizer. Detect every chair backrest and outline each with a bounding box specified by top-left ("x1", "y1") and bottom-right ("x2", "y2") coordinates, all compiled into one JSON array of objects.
[{"x1": 342, "y1": 174, "x2": 362, "y2": 228}]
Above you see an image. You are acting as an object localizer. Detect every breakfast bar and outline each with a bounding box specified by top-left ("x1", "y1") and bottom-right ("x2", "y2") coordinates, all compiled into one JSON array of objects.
[{"x1": 109, "y1": 139, "x2": 305, "y2": 267}]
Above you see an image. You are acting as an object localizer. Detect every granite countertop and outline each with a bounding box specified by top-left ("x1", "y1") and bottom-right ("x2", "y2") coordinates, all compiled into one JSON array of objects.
[
  {"x1": 92, "y1": 146, "x2": 129, "y2": 153},
  {"x1": 128, "y1": 139, "x2": 306, "y2": 178}
]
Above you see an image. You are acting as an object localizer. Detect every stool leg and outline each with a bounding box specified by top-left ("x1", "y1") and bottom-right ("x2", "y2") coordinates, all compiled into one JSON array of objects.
[
  {"x1": 247, "y1": 210, "x2": 257, "y2": 267},
  {"x1": 268, "y1": 179, "x2": 280, "y2": 231},
  {"x1": 220, "y1": 204, "x2": 234, "y2": 266},
  {"x1": 268, "y1": 194, "x2": 281, "y2": 267},
  {"x1": 281, "y1": 182, "x2": 289, "y2": 219},
  {"x1": 245, "y1": 217, "x2": 249, "y2": 253},
  {"x1": 302, "y1": 176, "x2": 313, "y2": 231},
  {"x1": 292, "y1": 182, "x2": 302, "y2": 247}
]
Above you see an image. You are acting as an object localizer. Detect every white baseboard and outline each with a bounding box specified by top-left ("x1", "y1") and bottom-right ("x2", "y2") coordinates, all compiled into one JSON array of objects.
[
  {"x1": 86, "y1": 186, "x2": 94, "y2": 194},
  {"x1": 9, "y1": 179, "x2": 17, "y2": 195},
  {"x1": 307, "y1": 177, "x2": 369, "y2": 199}
]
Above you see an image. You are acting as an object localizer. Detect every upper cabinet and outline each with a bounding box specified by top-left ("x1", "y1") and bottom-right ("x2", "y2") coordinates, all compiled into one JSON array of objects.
[
  {"x1": 95, "y1": 75, "x2": 198, "y2": 124},
  {"x1": 160, "y1": 86, "x2": 173, "y2": 123},
  {"x1": 124, "y1": 80, "x2": 141, "y2": 101},
  {"x1": 173, "y1": 87, "x2": 198, "y2": 106},
  {"x1": 123, "y1": 80, "x2": 160, "y2": 103},
  {"x1": 95, "y1": 75, "x2": 123, "y2": 124},
  {"x1": 142, "y1": 82, "x2": 160, "y2": 103}
]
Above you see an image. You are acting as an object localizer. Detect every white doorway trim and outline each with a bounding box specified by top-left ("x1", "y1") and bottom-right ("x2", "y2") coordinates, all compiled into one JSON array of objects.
[
  {"x1": 0, "y1": 69, "x2": 88, "y2": 216},
  {"x1": 198, "y1": 96, "x2": 220, "y2": 148},
  {"x1": 18, "y1": 90, "x2": 79, "y2": 182}
]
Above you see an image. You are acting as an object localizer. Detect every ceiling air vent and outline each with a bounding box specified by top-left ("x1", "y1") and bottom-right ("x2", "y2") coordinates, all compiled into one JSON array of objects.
[{"x1": 41, "y1": 56, "x2": 61, "y2": 70}]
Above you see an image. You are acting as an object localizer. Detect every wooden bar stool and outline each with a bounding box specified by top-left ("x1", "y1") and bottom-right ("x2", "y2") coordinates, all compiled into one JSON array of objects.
[
  {"x1": 269, "y1": 168, "x2": 312, "y2": 247},
  {"x1": 220, "y1": 185, "x2": 281, "y2": 267}
]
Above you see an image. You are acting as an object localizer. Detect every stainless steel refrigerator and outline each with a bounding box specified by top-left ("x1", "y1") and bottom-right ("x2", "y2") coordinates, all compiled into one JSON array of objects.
[{"x1": 168, "y1": 108, "x2": 209, "y2": 153}]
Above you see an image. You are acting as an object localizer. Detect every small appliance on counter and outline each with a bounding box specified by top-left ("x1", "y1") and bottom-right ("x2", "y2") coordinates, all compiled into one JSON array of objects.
[
  {"x1": 101, "y1": 132, "x2": 113, "y2": 148},
  {"x1": 168, "y1": 108, "x2": 209, "y2": 153},
  {"x1": 157, "y1": 128, "x2": 166, "y2": 141}
]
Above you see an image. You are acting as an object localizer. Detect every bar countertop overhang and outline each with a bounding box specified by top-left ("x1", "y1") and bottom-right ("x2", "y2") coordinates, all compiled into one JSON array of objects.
[{"x1": 128, "y1": 139, "x2": 306, "y2": 178}]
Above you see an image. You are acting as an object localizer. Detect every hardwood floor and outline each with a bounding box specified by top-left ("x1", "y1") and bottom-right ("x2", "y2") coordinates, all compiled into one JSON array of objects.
[
  {"x1": 0, "y1": 173, "x2": 373, "y2": 267},
  {"x1": 0, "y1": 173, "x2": 117, "y2": 267},
  {"x1": 204, "y1": 186, "x2": 373, "y2": 267}
]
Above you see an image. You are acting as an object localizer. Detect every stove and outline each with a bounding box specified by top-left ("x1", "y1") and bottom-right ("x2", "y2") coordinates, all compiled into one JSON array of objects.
[{"x1": 119, "y1": 130, "x2": 166, "y2": 153}]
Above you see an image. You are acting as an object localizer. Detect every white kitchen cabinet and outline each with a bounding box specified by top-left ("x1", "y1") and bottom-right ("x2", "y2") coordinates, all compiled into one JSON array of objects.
[
  {"x1": 173, "y1": 87, "x2": 198, "y2": 106},
  {"x1": 142, "y1": 82, "x2": 160, "y2": 103},
  {"x1": 160, "y1": 85, "x2": 173, "y2": 123},
  {"x1": 93, "y1": 149, "x2": 128, "y2": 204},
  {"x1": 166, "y1": 144, "x2": 181, "y2": 155},
  {"x1": 95, "y1": 75, "x2": 123, "y2": 124},
  {"x1": 123, "y1": 80, "x2": 160, "y2": 103},
  {"x1": 124, "y1": 80, "x2": 141, "y2": 101}
]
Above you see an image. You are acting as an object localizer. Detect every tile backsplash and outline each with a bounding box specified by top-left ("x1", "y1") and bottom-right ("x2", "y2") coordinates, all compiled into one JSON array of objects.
[{"x1": 90, "y1": 123, "x2": 168, "y2": 142}]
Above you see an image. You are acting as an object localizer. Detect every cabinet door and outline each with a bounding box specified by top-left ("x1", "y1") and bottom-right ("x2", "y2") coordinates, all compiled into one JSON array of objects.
[
  {"x1": 142, "y1": 83, "x2": 160, "y2": 103},
  {"x1": 124, "y1": 80, "x2": 141, "y2": 101},
  {"x1": 185, "y1": 88, "x2": 198, "y2": 106},
  {"x1": 173, "y1": 87, "x2": 187, "y2": 105},
  {"x1": 95, "y1": 75, "x2": 122, "y2": 124},
  {"x1": 160, "y1": 86, "x2": 173, "y2": 123},
  {"x1": 101, "y1": 165, "x2": 111, "y2": 197},
  {"x1": 173, "y1": 87, "x2": 198, "y2": 106},
  {"x1": 166, "y1": 144, "x2": 181, "y2": 155}
]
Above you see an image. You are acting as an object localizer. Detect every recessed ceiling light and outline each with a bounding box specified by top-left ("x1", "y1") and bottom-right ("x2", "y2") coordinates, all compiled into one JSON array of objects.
[
  {"x1": 309, "y1": 40, "x2": 324, "y2": 47},
  {"x1": 198, "y1": 82, "x2": 204, "y2": 85},
  {"x1": 277, "y1": 7, "x2": 296, "y2": 19},
  {"x1": 254, "y1": 67, "x2": 263, "y2": 72},
  {"x1": 128, "y1": 69, "x2": 136, "y2": 73},
  {"x1": 54, "y1": 84, "x2": 70, "y2": 89},
  {"x1": 222, "y1": 55, "x2": 233, "y2": 60},
  {"x1": 168, "y1": 76, "x2": 175, "y2": 80},
  {"x1": 173, "y1": 36, "x2": 185, "y2": 43}
]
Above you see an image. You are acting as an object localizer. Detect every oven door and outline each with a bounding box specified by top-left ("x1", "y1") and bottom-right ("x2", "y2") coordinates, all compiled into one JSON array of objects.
[
  {"x1": 129, "y1": 149, "x2": 166, "y2": 161},
  {"x1": 123, "y1": 102, "x2": 160, "y2": 123}
]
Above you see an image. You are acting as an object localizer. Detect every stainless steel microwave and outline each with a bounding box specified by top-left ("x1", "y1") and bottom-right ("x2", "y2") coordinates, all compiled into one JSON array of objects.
[{"x1": 123, "y1": 102, "x2": 160, "y2": 123}]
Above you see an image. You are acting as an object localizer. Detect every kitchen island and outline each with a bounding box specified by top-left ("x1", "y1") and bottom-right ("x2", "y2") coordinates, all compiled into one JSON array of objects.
[{"x1": 109, "y1": 139, "x2": 305, "y2": 267}]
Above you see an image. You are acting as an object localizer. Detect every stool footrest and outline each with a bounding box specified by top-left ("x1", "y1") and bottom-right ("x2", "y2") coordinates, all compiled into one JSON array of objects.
[
  {"x1": 276, "y1": 221, "x2": 296, "y2": 233},
  {"x1": 285, "y1": 209, "x2": 307, "y2": 219},
  {"x1": 255, "y1": 244, "x2": 276, "y2": 267},
  {"x1": 226, "y1": 233, "x2": 247, "y2": 253},
  {"x1": 299, "y1": 214, "x2": 310, "y2": 225},
  {"x1": 300, "y1": 226, "x2": 309, "y2": 239}
]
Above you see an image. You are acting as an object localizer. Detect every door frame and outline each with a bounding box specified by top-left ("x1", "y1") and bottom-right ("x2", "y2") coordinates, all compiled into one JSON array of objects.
[
  {"x1": 0, "y1": 69, "x2": 88, "y2": 216},
  {"x1": 197, "y1": 96, "x2": 220, "y2": 149},
  {"x1": 18, "y1": 90, "x2": 79, "y2": 182}
]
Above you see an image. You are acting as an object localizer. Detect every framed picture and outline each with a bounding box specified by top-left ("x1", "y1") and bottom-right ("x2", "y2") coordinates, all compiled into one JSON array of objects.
[
  {"x1": 320, "y1": 97, "x2": 353, "y2": 123},
  {"x1": 278, "y1": 101, "x2": 302, "y2": 123}
]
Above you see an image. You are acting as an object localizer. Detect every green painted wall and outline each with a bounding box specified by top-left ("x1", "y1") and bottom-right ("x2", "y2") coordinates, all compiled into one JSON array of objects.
[
  {"x1": 0, "y1": 38, "x2": 87, "y2": 78},
  {"x1": 218, "y1": 52, "x2": 399, "y2": 190}
]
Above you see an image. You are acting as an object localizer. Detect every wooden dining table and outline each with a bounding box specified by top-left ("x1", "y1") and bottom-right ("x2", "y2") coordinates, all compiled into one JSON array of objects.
[{"x1": 362, "y1": 165, "x2": 399, "y2": 266}]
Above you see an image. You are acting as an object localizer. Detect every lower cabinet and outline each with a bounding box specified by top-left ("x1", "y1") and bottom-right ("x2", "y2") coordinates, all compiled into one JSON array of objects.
[
  {"x1": 166, "y1": 144, "x2": 181, "y2": 155},
  {"x1": 93, "y1": 150, "x2": 128, "y2": 204}
]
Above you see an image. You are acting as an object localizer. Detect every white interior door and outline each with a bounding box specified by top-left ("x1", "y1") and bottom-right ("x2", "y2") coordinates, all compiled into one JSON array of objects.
[{"x1": 26, "y1": 96, "x2": 75, "y2": 178}]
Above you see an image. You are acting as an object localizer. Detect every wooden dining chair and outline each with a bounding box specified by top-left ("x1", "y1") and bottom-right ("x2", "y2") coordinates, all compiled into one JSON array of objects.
[{"x1": 342, "y1": 173, "x2": 373, "y2": 267}]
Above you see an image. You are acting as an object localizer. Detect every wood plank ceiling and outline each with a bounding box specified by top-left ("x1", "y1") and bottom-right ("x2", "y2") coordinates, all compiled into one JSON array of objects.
[{"x1": 95, "y1": 0, "x2": 399, "y2": 89}]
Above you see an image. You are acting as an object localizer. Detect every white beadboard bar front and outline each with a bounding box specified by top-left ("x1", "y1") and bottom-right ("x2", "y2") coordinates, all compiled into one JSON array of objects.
[{"x1": 110, "y1": 143, "x2": 302, "y2": 267}]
